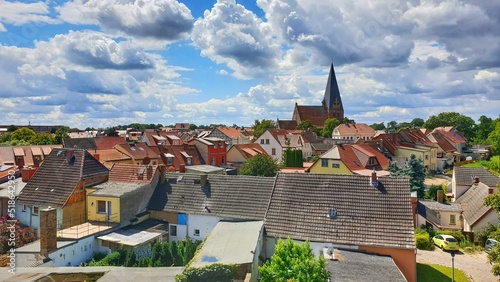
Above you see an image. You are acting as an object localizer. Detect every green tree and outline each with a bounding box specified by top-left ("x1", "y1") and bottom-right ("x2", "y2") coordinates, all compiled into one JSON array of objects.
[
  {"x1": 320, "y1": 118, "x2": 340, "y2": 138},
  {"x1": 189, "y1": 124, "x2": 198, "y2": 130},
  {"x1": 54, "y1": 127, "x2": 70, "y2": 144},
  {"x1": 239, "y1": 154, "x2": 279, "y2": 177},
  {"x1": 487, "y1": 119, "x2": 500, "y2": 155},
  {"x1": 30, "y1": 133, "x2": 56, "y2": 145},
  {"x1": 475, "y1": 115, "x2": 495, "y2": 143},
  {"x1": 104, "y1": 126, "x2": 119, "y2": 137},
  {"x1": 7, "y1": 125, "x2": 18, "y2": 132},
  {"x1": 11, "y1": 127, "x2": 36, "y2": 142},
  {"x1": 387, "y1": 121, "x2": 398, "y2": 132},
  {"x1": 424, "y1": 112, "x2": 476, "y2": 140},
  {"x1": 296, "y1": 120, "x2": 320, "y2": 136},
  {"x1": 259, "y1": 238, "x2": 328, "y2": 282},
  {"x1": 370, "y1": 122, "x2": 386, "y2": 131},
  {"x1": 284, "y1": 149, "x2": 304, "y2": 168},
  {"x1": 390, "y1": 154, "x2": 426, "y2": 198},
  {"x1": 124, "y1": 249, "x2": 137, "y2": 267},
  {"x1": 410, "y1": 118, "x2": 425, "y2": 128},
  {"x1": 252, "y1": 119, "x2": 276, "y2": 138}
]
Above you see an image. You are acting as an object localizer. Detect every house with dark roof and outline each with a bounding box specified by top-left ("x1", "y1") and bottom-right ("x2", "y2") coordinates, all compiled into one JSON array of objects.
[
  {"x1": 148, "y1": 173, "x2": 275, "y2": 241},
  {"x1": 94, "y1": 136, "x2": 127, "y2": 150},
  {"x1": 279, "y1": 64, "x2": 344, "y2": 130},
  {"x1": 62, "y1": 137, "x2": 97, "y2": 150},
  {"x1": 308, "y1": 144, "x2": 390, "y2": 176},
  {"x1": 114, "y1": 143, "x2": 160, "y2": 166},
  {"x1": 16, "y1": 149, "x2": 109, "y2": 233},
  {"x1": 455, "y1": 180, "x2": 499, "y2": 232},
  {"x1": 264, "y1": 173, "x2": 416, "y2": 282},
  {"x1": 432, "y1": 126, "x2": 467, "y2": 154},
  {"x1": 452, "y1": 167, "x2": 499, "y2": 201},
  {"x1": 416, "y1": 196, "x2": 463, "y2": 231}
]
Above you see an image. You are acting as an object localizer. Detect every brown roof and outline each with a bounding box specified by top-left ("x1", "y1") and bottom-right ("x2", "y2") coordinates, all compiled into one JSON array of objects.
[
  {"x1": 295, "y1": 105, "x2": 328, "y2": 128},
  {"x1": 327, "y1": 144, "x2": 389, "y2": 172},
  {"x1": 17, "y1": 149, "x2": 109, "y2": 207},
  {"x1": 94, "y1": 136, "x2": 127, "y2": 150},
  {"x1": 231, "y1": 143, "x2": 268, "y2": 159},
  {"x1": 264, "y1": 173, "x2": 415, "y2": 249},
  {"x1": 159, "y1": 144, "x2": 203, "y2": 170},
  {"x1": 334, "y1": 123, "x2": 375, "y2": 136},
  {"x1": 399, "y1": 129, "x2": 435, "y2": 147},
  {"x1": 115, "y1": 143, "x2": 160, "y2": 161},
  {"x1": 0, "y1": 147, "x2": 15, "y2": 164},
  {"x1": 22, "y1": 147, "x2": 34, "y2": 167},
  {"x1": 428, "y1": 131, "x2": 456, "y2": 153},
  {"x1": 94, "y1": 149, "x2": 131, "y2": 168},
  {"x1": 432, "y1": 127, "x2": 467, "y2": 144},
  {"x1": 216, "y1": 127, "x2": 246, "y2": 139},
  {"x1": 277, "y1": 119, "x2": 298, "y2": 130},
  {"x1": 108, "y1": 163, "x2": 158, "y2": 184},
  {"x1": 13, "y1": 147, "x2": 24, "y2": 156},
  {"x1": 31, "y1": 147, "x2": 43, "y2": 156}
]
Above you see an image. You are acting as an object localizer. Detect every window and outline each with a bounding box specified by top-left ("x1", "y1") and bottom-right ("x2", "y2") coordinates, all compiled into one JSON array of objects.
[
  {"x1": 332, "y1": 162, "x2": 340, "y2": 168},
  {"x1": 32, "y1": 206, "x2": 39, "y2": 216},
  {"x1": 167, "y1": 157, "x2": 173, "y2": 165},
  {"x1": 214, "y1": 142, "x2": 218, "y2": 149},
  {"x1": 265, "y1": 139, "x2": 270, "y2": 144},
  {"x1": 22, "y1": 205, "x2": 26, "y2": 212},
  {"x1": 271, "y1": 148, "x2": 276, "y2": 155},
  {"x1": 450, "y1": 215, "x2": 456, "y2": 225},
  {"x1": 369, "y1": 157, "x2": 375, "y2": 166},
  {"x1": 170, "y1": 225, "x2": 177, "y2": 236},
  {"x1": 321, "y1": 159, "x2": 328, "y2": 167},
  {"x1": 260, "y1": 139, "x2": 264, "y2": 144},
  {"x1": 97, "y1": 201, "x2": 106, "y2": 214},
  {"x1": 194, "y1": 229, "x2": 200, "y2": 236},
  {"x1": 211, "y1": 157, "x2": 216, "y2": 165},
  {"x1": 221, "y1": 156, "x2": 225, "y2": 165},
  {"x1": 152, "y1": 161, "x2": 157, "y2": 165},
  {"x1": 425, "y1": 155, "x2": 429, "y2": 160},
  {"x1": 220, "y1": 142, "x2": 224, "y2": 148}
]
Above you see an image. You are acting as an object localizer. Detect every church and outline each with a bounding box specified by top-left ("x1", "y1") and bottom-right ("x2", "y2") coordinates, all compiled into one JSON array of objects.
[{"x1": 277, "y1": 64, "x2": 344, "y2": 130}]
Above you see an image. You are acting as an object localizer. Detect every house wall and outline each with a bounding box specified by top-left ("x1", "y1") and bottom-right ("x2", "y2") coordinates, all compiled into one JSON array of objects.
[
  {"x1": 62, "y1": 201, "x2": 87, "y2": 229},
  {"x1": 86, "y1": 195, "x2": 120, "y2": 223},
  {"x1": 471, "y1": 211, "x2": 499, "y2": 232},
  {"x1": 47, "y1": 235, "x2": 100, "y2": 267},
  {"x1": 395, "y1": 148, "x2": 426, "y2": 167},
  {"x1": 435, "y1": 210, "x2": 462, "y2": 229},
  {"x1": 359, "y1": 246, "x2": 416, "y2": 282},
  {"x1": 255, "y1": 131, "x2": 283, "y2": 161},
  {"x1": 194, "y1": 140, "x2": 209, "y2": 164},
  {"x1": 208, "y1": 141, "x2": 227, "y2": 166},
  {"x1": 15, "y1": 204, "x2": 63, "y2": 236},
  {"x1": 187, "y1": 214, "x2": 224, "y2": 240},
  {"x1": 149, "y1": 210, "x2": 177, "y2": 224},
  {"x1": 452, "y1": 183, "x2": 470, "y2": 202},
  {"x1": 308, "y1": 159, "x2": 351, "y2": 174},
  {"x1": 226, "y1": 147, "x2": 246, "y2": 163}
]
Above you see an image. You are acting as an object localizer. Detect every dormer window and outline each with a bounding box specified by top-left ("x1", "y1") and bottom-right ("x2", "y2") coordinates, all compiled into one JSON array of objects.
[
  {"x1": 214, "y1": 142, "x2": 218, "y2": 149},
  {"x1": 187, "y1": 157, "x2": 192, "y2": 166},
  {"x1": 369, "y1": 157, "x2": 375, "y2": 166}
]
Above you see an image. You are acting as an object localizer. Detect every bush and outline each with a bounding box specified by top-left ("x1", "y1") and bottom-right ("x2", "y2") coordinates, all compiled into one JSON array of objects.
[
  {"x1": 175, "y1": 263, "x2": 237, "y2": 282},
  {"x1": 475, "y1": 223, "x2": 499, "y2": 246},
  {"x1": 416, "y1": 232, "x2": 434, "y2": 250}
]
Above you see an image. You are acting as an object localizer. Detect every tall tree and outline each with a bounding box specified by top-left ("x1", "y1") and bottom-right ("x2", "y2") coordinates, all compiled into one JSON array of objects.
[
  {"x1": 296, "y1": 120, "x2": 320, "y2": 136},
  {"x1": 54, "y1": 127, "x2": 70, "y2": 144},
  {"x1": 11, "y1": 127, "x2": 36, "y2": 142},
  {"x1": 487, "y1": 120, "x2": 500, "y2": 155},
  {"x1": 259, "y1": 238, "x2": 328, "y2": 282},
  {"x1": 410, "y1": 118, "x2": 425, "y2": 128},
  {"x1": 238, "y1": 154, "x2": 279, "y2": 177},
  {"x1": 475, "y1": 115, "x2": 495, "y2": 143},
  {"x1": 30, "y1": 133, "x2": 56, "y2": 145},
  {"x1": 387, "y1": 121, "x2": 398, "y2": 132},
  {"x1": 424, "y1": 112, "x2": 476, "y2": 139},
  {"x1": 321, "y1": 118, "x2": 340, "y2": 138},
  {"x1": 370, "y1": 122, "x2": 386, "y2": 131},
  {"x1": 390, "y1": 154, "x2": 426, "y2": 198},
  {"x1": 252, "y1": 119, "x2": 276, "y2": 138}
]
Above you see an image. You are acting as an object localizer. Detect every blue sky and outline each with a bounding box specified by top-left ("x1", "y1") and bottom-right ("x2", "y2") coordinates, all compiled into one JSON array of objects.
[{"x1": 0, "y1": 0, "x2": 499, "y2": 129}]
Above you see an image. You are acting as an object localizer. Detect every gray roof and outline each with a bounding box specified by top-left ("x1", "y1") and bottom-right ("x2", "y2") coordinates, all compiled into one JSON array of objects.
[
  {"x1": 454, "y1": 167, "x2": 499, "y2": 187},
  {"x1": 91, "y1": 182, "x2": 146, "y2": 197},
  {"x1": 327, "y1": 249, "x2": 406, "y2": 282},
  {"x1": 62, "y1": 137, "x2": 97, "y2": 150},
  {"x1": 311, "y1": 142, "x2": 334, "y2": 152},
  {"x1": 148, "y1": 173, "x2": 276, "y2": 221},
  {"x1": 455, "y1": 182, "x2": 496, "y2": 226},
  {"x1": 264, "y1": 173, "x2": 415, "y2": 249},
  {"x1": 416, "y1": 200, "x2": 462, "y2": 228},
  {"x1": 17, "y1": 149, "x2": 109, "y2": 207},
  {"x1": 190, "y1": 221, "x2": 263, "y2": 268}
]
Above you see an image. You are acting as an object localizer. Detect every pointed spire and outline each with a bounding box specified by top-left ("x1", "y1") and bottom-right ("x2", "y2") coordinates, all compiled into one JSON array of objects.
[{"x1": 323, "y1": 63, "x2": 344, "y2": 120}]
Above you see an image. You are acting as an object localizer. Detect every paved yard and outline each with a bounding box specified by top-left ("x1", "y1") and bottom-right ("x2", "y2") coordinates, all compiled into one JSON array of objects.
[{"x1": 417, "y1": 249, "x2": 498, "y2": 282}]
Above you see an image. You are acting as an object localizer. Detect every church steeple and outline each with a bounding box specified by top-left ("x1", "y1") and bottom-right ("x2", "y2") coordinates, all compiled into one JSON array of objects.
[{"x1": 322, "y1": 63, "x2": 344, "y2": 121}]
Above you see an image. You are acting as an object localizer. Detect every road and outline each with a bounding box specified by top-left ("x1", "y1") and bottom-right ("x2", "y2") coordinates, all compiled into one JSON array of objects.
[{"x1": 416, "y1": 249, "x2": 498, "y2": 282}]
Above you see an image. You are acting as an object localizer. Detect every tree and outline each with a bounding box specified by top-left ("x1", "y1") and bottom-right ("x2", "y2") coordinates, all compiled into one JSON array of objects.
[
  {"x1": 424, "y1": 112, "x2": 476, "y2": 140},
  {"x1": 474, "y1": 115, "x2": 494, "y2": 143},
  {"x1": 104, "y1": 126, "x2": 119, "y2": 137},
  {"x1": 11, "y1": 127, "x2": 36, "y2": 142},
  {"x1": 410, "y1": 118, "x2": 425, "y2": 128},
  {"x1": 284, "y1": 149, "x2": 304, "y2": 168},
  {"x1": 259, "y1": 238, "x2": 328, "y2": 282},
  {"x1": 370, "y1": 122, "x2": 386, "y2": 131},
  {"x1": 296, "y1": 120, "x2": 320, "y2": 136},
  {"x1": 320, "y1": 118, "x2": 340, "y2": 138},
  {"x1": 389, "y1": 154, "x2": 426, "y2": 198},
  {"x1": 252, "y1": 119, "x2": 276, "y2": 138},
  {"x1": 238, "y1": 154, "x2": 279, "y2": 177},
  {"x1": 387, "y1": 121, "x2": 398, "y2": 132},
  {"x1": 54, "y1": 127, "x2": 70, "y2": 144},
  {"x1": 7, "y1": 125, "x2": 18, "y2": 132},
  {"x1": 488, "y1": 120, "x2": 500, "y2": 155},
  {"x1": 30, "y1": 133, "x2": 56, "y2": 145},
  {"x1": 484, "y1": 193, "x2": 500, "y2": 276}
]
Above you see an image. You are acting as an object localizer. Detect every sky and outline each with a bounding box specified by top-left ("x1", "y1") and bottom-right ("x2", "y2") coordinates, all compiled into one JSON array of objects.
[{"x1": 0, "y1": 0, "x2": 499, "y2": 129}]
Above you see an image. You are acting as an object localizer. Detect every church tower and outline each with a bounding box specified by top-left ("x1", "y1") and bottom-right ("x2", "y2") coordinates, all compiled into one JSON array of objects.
[{"x1": 322, "y1": 63, "x2": 344, "y2": 121}]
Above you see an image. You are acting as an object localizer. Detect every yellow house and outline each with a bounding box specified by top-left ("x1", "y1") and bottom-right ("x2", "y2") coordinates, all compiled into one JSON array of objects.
[
  {"x1": 309, "y1": 144, "x2": 390, "y2": 176},
  {"x1": 395, "y1": 145, "x2": 437, "y2": 171}
]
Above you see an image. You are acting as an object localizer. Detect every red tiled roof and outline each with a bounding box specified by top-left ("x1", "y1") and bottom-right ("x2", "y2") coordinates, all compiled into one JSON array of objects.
[
  {"x1": 277, "y1": 120, "x2": 298, "y2": 130},
  {"x1": 158, "y1": 144, "x2": 203, "y2": 170},
  {"x1": 115, "y1": 143, "x2": 160, "y2": 161},
  {"x1": 296, "y1": 105, "x2": 328, "y2": 128},
  {"x1": 232, "y1": 143, "x2": 268, "y2": 159},
  {"x1": 428, "y1": 131, "x2": 456, "y2": 153},
  {"x1": 108, "y1": 163, "x2": 158, "y2": 184},
  {"x1": 335, "y1": 123, "x2": 375, "y2": 136},
  {"x1": 216, "y1": 127, "x2": 246, "y2": 139},
  {"x1": 94, "y1": 136, "x2": 127, "y2": 150},
  {"x1": 432, "y1": 127, "x2": 467, "y2": 144}
]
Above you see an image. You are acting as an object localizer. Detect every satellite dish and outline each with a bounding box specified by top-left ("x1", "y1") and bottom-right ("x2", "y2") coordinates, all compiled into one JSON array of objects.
[
  {"x1": 466, "y1": 156, "x2": 472, "y2": 161},
  {"x1": 143, "y1": 157, "x2": 151, "y2": 165}
]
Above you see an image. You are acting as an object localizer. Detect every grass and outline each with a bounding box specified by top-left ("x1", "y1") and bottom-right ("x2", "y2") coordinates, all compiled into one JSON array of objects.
[{"x1": 417, "y1": 263, "x2": 469, "y2": 282}]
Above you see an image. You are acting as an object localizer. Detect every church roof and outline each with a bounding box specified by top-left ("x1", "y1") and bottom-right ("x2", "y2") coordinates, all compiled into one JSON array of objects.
[{"x1": 323, "y1": 63, "x2": 343, "y2": 109}]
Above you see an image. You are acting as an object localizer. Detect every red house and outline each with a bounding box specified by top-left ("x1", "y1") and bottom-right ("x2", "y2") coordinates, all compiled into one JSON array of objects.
[{"x1": 191, "y1": 137, "x2": 227, "y2": 167}]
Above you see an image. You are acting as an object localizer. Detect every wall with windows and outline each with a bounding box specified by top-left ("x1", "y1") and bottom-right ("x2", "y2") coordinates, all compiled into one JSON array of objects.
[
  {"x1": 308, "y1": 159, "x2": 351, "y2": 174},
  {"x1": 86, "y1": 195, "x2": 120, "y2": 223},
  {"x1": 15, "y1": 204, "x2": 63, "y2": 236}
]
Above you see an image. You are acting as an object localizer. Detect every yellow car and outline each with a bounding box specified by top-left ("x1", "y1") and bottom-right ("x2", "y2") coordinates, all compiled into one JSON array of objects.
[{"x1": 433, "y1": 234, "x2": 458, "y2": 251}]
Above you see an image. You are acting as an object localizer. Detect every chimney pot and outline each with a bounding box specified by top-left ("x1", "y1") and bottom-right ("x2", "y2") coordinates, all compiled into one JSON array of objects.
[
  {"x1": 474, "y1": 177, "x2": 480, "y2": 183},
  {"x1": 371, "y1": 170, "x2": 378, "y2": 187}
]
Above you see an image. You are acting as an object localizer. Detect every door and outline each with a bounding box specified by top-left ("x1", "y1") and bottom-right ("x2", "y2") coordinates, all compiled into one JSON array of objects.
[{"x1": 107, "y1": 201, "x2": 112, "y2": 222}]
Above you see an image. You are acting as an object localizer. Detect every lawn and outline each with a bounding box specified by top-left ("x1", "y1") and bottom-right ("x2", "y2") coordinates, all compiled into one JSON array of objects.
[{"x1": 417, "y1": 263, "x2": 469, "y2": 282}]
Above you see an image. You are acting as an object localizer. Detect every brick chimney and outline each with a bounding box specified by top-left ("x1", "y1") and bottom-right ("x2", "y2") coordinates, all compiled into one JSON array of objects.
[
  {"x1": 437, "y1": 189, "x2": 444, "y2": 203},
  {"x1": 40, "y1": 207, "x2": 57, "y2": 257},
  {"x1": 21, "y1": 166, "x2": 37, "y2": 182},
  {"x1": 474, "y1": 177, "x2": 480, "y2": 183},
  {"x1": 489, "y1": 187, "x2": 494, "y2": 194},
  {"x1": 370, "y1": 170, "x2": 378, "y2": 187}
]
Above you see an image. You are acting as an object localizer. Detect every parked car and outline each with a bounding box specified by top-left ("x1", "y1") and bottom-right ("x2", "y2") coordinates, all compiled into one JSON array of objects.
[
  {"x1": 433, "y1": 234, "x2": 459, "y2": 251},
  {"x1": 485, "y1": 238, "x2": 498, "y2": 253}
]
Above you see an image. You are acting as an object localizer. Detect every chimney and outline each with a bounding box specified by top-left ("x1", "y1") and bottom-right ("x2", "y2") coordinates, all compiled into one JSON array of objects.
[
  {"x1": 21, "y1": 166, "x2": 37, "y2": 182},
  {"x1": 474, "y1": 177, "x2": 480, "y2": 183},
  {"x1": 40, "y1": 207, "x2": 57, "y2": 257},
  {"x1": 200, "y1": 174, "x2": 208, "y2": 189},
  {"x1": 489, "y1": 187, "x2": 494, "y2": 195},
  {"x1": 370, "y1": 170, "x2": 378, "y2": 187},
  {"x1": 179, "y1": 164, "x2": 186, "y2": 173},
  {"x1": 93, "y1": 153, "x2": 100, "y2": 161},
  {"x1": 437, "y1": 189, "x2": 444, "y2": 203},
  {"x1": 461, "y1": 203, "x2": 467, "y2": 211}
]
